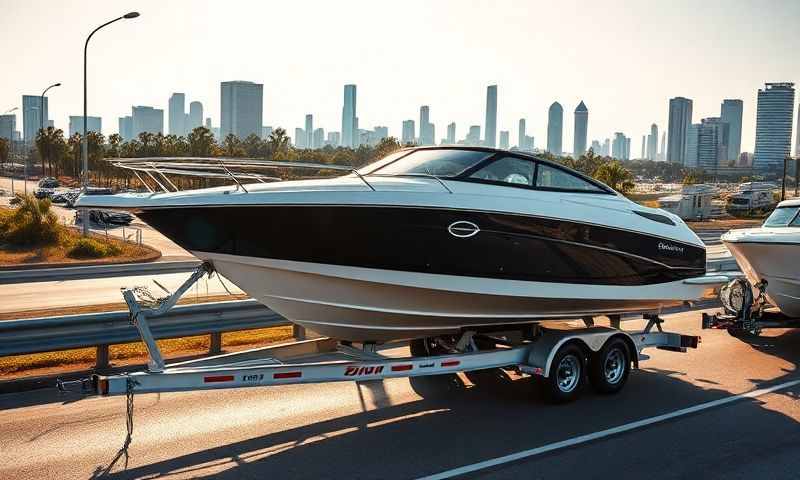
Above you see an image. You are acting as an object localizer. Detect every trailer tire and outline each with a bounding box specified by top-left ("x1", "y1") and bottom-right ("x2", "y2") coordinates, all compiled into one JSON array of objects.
[
  {"x1": 589, "y1": 338, "x2": 631, "y2": 394},
  {"x1": 541, "y1": 344, "x2": 586, "y2": 404}
]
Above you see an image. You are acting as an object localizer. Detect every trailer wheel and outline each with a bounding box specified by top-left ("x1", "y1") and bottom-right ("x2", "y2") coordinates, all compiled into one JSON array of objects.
[
  {"x1": 541, "y1": 344, "x2": 585, "y2": 403},
  {"x1": 589, "y1": 338, "x2": 631, "y2": 394}
]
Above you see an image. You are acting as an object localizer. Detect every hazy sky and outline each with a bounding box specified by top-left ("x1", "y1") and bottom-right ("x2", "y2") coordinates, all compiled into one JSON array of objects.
[{"x1": 2, "y1": 0, "x2": 799, "y2": 153}]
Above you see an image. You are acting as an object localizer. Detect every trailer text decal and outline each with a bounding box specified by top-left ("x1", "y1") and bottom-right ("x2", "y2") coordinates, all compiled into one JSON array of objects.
[{"x1": 344, "y1": 365, "x2": 385, "y2": 376}]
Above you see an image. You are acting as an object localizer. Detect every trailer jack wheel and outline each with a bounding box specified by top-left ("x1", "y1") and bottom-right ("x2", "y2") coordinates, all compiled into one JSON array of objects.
[
  {"x1": 540, "y1": 344, "x2": 586, "y2": 404},
  {"x1": 589, "y1": 338, "x2": 631, "y2": 394}
]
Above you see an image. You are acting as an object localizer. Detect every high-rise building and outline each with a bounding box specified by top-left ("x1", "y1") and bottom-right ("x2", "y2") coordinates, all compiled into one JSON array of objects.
[
  {"x1": 118, "y1": 116, "x2": 133, "y2": 141},
  {"x1": 640, "y1": 135, "x2": 646, "y2": 159},
  {"x1": 573, "y1": 101, "x2": 588, "y2": 156},
  {"x1": 547, "y1": 102, "x2": 563, "y2": 155},
  {"x1": 327, "y1": 131, "x2": 340, "y2": 147},
  {"x1": 419, "y1": 106, "x2": 434, "y2": 145},
  {"x1": 484, "y1": 85, "x2": 497, "y2": 147},
  {"x1": 796, "y1": 103, "x2": 800, "y2": 156},
  {"x1": 499, "y1": 130, "x2": 509, "y2": 149},
  {"x1": 753, "y1": 83, "x2": 795, "y2": 170},
  {"x1": 0, "y1": 114, "x2": 16, "y2": 141},
  {"x1": 205, "y1": 118, "x2": 212, "y2": 129},
  {"x1": 720, "y1": 99, "x2": 743, "y2": 162},
  {"x1": 305, "y1": 114, "x2": 313, "y2": 149},
  {"x1": 168, "y1": 93, "x2": 186, "y2": 136},
  {"x1": 647, "y1": 123, "x2": 658, "y2": 160},
  {"x1": 341, "y1": 84, "x2": 357, "y2": 148},
  {"x1": 602, "y1": 138, "x2": 610, "y2": 157},
  {"x1": 262, "y1": 126, "x2": 273, "y2": 139},
  {"x1": 697, "y1": 117, "x2": 729, "y2": 171},
  {"x1": 294, "y1": 127, "x2": 306, "y2": 148},
  {"x1": 446, "y1": 122, "x2": 456, "y2": 144},
  {"x1": 313, "y1": 128, "x2": 325, "y2": 149},
  {"x1": 518, "y1": 118, "x2": 526, "y2": 150},
  {"x1": 220, "y1": 81, "x2": 263, "y2": 140},
  {"x1": 188, "y1": 101, "x2": 203, "y2": 132},
  {"x1": 685, "y1": 124, "x2": 700, "y2": 168},
  {"x1": 667, "y1": 97, "x2": 693, "y2": 164},
  {"x1": 401, "y1": 120, "x2": 415, "y2": 144},
  {"x1": 612, "y1": 132, "x2": 630, "y2": 160},
  {"x1": 466, "y1": 125, "x2": 481, "y2": 145},
  {"x1": 22, "y1": 95, "x2": 48, "y2": 143},
  {"x1": 659, "y1": 132, "x2": 666, "y2": 161},
  {"x1": 131, "y1": 106, "x2": 164, "y2": 136},
  {"x1": 591, "y1": 140, "x2": 601, "y2": 154},
  {"x1": 68, "y1": 116, "x2": 101, "y2": 137}
]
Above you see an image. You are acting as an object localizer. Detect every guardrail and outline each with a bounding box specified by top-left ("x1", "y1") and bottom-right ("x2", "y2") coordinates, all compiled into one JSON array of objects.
[
  {"x1": 0, "y1": 299, "x2": 290, "y2": 370},
  {"x1": 0, "y1": 260, "x2": 201, "y2": 284}
]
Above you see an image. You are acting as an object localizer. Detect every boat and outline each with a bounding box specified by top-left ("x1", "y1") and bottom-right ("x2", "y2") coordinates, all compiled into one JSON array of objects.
[
  {"x1": 726, "y1": 182, "x2": 777, "y2": 217},
  {"x1": 722, "y1": 198, "x2": 800, "y2": 317},
  {"x1": 76, "y1": 146, "x2": 719, "y2": 342},
  {"x1": 657, "y1": 184, "x2": 717, "y2": 220}
]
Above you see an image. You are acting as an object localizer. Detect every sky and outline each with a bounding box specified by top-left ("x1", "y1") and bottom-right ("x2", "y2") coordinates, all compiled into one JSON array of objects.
[{"x1": 1, "y1": 0, "x2": 799, "y2": 153}]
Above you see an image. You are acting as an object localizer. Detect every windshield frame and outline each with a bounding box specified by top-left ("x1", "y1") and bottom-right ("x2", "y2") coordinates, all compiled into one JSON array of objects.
[{"x1": 763, "y1": 206, "x2": 800, "y2": 227}]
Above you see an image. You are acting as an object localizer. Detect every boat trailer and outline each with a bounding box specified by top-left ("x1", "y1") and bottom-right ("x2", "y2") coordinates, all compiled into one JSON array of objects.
[{"x1": 702, "y1": 278, "x2": 800, "y2": 336}]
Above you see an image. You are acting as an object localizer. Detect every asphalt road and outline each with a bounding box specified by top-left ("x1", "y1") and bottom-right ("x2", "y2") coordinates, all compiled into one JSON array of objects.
[
  {"x1": 1, "y1": 308, "x2": 798, "y2": 479},
  {"x1": 0, "y1": 271, "x2": 242, "y2": 313}
]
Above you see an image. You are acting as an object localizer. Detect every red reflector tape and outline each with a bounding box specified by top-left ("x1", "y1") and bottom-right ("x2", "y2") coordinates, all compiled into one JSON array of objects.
[
  {"x1": 273, "y1": 371, "x2": 302, "y2": 379},
  {"x1": 204, "y1": 375, "x2": 234, "y2": 383},
  {"x1": 441, "y1": 360, "x2": 460, "y2": 367},
  {"x1": 391, "y1": 364, "x2": 413, "y2": 372}
]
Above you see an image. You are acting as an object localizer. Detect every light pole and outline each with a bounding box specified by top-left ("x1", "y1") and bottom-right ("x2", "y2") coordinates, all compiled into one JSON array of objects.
[
  {"x1": 2, "y1": 107, "x2": 17, "y2": 194},
  {"x1": 38, "y1": 83, "x2": 61, "y2": 185},
  {"x1": 82, "y1": 11, "x2": 140, "y2": 235}
]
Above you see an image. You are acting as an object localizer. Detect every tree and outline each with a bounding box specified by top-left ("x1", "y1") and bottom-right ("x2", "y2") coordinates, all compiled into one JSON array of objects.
[
  {"x1": 222, "y1": 134, "x2": 246, "y2": 157},
  {"x1": 243, "y1": 134, "x2": 264, "y2": 158},
  {"x1": 187, "y1": 126, "x2": 216, "y2": 157},
  {"x1": 267, "y1": 128, "x2": 290, "y2": 158},
  {"x1": 67, "y1": 133, "x2": 82, "y2": 177},
  {"x1": 107, "y1": 133, "x2": 122, "y2": 158},
  {"x1": 594, "y1": 160, "x2": 635, "y2": 194},
  {"x1": 0, "y1": 138, "x2": 8, "y2": 169},
  {"x1": 35, "y1": 127, "x2": 66, "y2": 177},
  {"x1": 372, "y1": 137, "x2": 401, "y2": 163}
]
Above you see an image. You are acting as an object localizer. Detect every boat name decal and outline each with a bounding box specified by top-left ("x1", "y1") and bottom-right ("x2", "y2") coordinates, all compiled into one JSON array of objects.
[
  {"x1": 344, "y1": 365, "x2": 385, "y2": 376},
  {"x1": 657, "y1": 242, "x2": 684, "y2": 254}
]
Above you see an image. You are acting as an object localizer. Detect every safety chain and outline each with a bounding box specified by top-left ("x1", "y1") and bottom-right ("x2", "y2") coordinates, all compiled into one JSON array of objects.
[{"x1": 119, "y1": 376, "x2": 135, "y2": 468}]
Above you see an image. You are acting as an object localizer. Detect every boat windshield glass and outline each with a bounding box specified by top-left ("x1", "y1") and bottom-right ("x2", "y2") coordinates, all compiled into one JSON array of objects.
[
  {"x1": 763, "y1": 206, "x2": 800, "y2": 227},
  {"x1": 363, "y1": 149, "x2": 493, "y2": 177}
]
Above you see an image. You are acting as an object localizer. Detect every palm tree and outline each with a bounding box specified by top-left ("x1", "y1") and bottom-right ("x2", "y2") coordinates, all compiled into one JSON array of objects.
[
  {"x1": 267, "y1": 128, "x2": 289, "y2": 158},
  {"x1": 222, "y1": 134, "x2": 245, "y2": 157},
  {"x1": 187, "y1": 126, "x2": 216, "y2": 157},
  {"x1": 0, "y1": 138, "x2": 9, "y2": 170},
  {"x1": 35, "y1": 126, "x2": 66, "y2": 177},
  {"x1": 594, "y1": 160, "x2": 635, "y2": 194}
]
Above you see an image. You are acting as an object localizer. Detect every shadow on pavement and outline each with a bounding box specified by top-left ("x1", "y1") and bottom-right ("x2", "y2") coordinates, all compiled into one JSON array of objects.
[{"x1": 93, "y1": 327, "x2": 800, "y2": 480}]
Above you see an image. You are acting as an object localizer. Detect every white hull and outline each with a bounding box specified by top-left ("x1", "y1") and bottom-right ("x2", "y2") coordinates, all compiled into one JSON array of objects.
[
  {"x1": 724, "y1": 240, "x2": 800, "y2": 317},
  {"x1": 198, "y1": 251, "x2": 717, "y2": 341}
]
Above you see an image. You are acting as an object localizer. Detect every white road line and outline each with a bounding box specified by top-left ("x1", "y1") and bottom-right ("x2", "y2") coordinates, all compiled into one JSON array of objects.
[{"x1": 417, "y1": 378, "x2": 800, "y2": 480}]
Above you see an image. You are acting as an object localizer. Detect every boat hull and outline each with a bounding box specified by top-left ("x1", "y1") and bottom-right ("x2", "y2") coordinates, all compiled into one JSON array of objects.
[
  {"x1": 198, "y1": 252, "x2": 714, "y2": 341},
  {"x1": 724, "y1": 241, "x2": 800, "y2": 317}
]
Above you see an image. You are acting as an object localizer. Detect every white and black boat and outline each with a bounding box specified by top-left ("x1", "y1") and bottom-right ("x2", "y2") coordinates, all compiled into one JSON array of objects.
[{"x1": 77, "y1": 147, "x2": 721, "y2": 341}]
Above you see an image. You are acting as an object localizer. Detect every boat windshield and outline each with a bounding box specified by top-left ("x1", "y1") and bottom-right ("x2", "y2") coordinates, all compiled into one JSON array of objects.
[
  {"x1": 360, "y1": 149, "x2": 493, "y2": 177},
  {"x1": 763, "y1": 206, "x2": 800, "y2": 227}
]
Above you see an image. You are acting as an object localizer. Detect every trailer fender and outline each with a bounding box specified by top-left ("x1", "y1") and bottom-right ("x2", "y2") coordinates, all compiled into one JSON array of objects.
[{"x1": 528, "y1": 328, "x2": 637, "y2": 378}]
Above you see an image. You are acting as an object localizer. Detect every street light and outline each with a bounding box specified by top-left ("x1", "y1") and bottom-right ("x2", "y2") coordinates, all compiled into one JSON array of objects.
[
  {"x1": 82, "y1": 11, "x2": 140, "y2": 235},
  {"x1": 25, "y1": 83, "x2": 62, "y2": 195},
  {"x1": 2, "y1": 107, "x2": 17, "y2": 194}
]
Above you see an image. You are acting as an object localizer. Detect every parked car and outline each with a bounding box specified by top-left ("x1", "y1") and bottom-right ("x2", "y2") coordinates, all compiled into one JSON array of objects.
[
  {"x1": 34, "y1": 177, "x2": 61, "y2": 199},
  {"x1": 64, "y1": 187, "x2": 114, "y2": 208}
]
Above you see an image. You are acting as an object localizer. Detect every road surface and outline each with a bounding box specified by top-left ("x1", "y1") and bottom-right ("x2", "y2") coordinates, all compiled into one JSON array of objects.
[{"x1": 1, "y1": 308, "x2": 798, "y2": 479}]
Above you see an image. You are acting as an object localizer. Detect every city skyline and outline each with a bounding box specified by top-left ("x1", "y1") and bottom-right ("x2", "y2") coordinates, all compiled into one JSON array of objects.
[{"x1": 1, "y1": 0, "x2": 799, "y2": 155}]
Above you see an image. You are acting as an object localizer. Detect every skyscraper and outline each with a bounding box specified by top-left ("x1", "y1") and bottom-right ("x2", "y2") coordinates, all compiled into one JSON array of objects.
[
  {"x1": 659, "y1": 132, "x2": 666, "y2": 160},
  {"x1": 547, "y1": 102, "x2": 563, "y2": 155},
  {"x1": 612, "y1": 132, "x2": 628, "y2": 160},
  {"x1": 401, "y1": 120, "x2": 415, "y2": 144},
  {"x1": 0, "y1": 114, "x2": 16, "y2": 141},
  {"x1": 69, "y1": 116, "x2": 101, "y2": 137},
  {"x1": 205, "y1": 118, "x2": 212, "y2": 129},
  {"x1": 131, "y1": 106, "x2": 164, "y2": 136},
  {"x1": 518, "y1": 118, "x2": 526, "y2": 150},
  {"x1": 685, "y1": 124, "x2": 700, "y2": 168},
  {"x1": 753, "y1": 83, "x2": 795, "y2": 170},
  {"x1": 573, "y1": 101, "x2": 588, "y2": 156},
  {"x1": 647, "y1": 123, "x2": 658, "y2": 160},
  {"x1": 419, "y1": 106, "x2": 434, "y2": 145},
  {"x1": 591, "y1": 140, "x2": 601, "y2": 153},
  {"x1": 640, "y1": 135, "x2": 646, "y2": 159},
  {"x1": 220, "y1": 81, "x2": 263, "y2": 140},
  {"x1": 499, "y1": 130, "x2": 509, "y2": 150},
  {"x1": 327, "y1": 131, "x2": 341, "y2": 147},
  {"x1": 720, "y1": 99, "x2": 743, "y2": 162},
  {"x1": 118, "y1": 116, "x2": 133, "y2": 141},
  {"x1": 667, "y1": 97, "x2": 693, "y2": 164},
  {"x1": 22, "y1": 95, "x2": 48, "y2": 143},
  {"x1": 294, "y1": 128, "x2": 306, "y2": 148},
  {"x1": 341, "y1": 84, "x2": 357, "y2": 148},
  {"x1": 466, "y1": 126, "x2": 481, "y2": 145},
  {"x1": 446, "y1": 122, "x2": 456, "y2": 144},
  {"x1": 484, "y1": 85, "x2": 497, "y2": 147},
  {"x1": 697, "y1": 117, "x2": 729, "y2": 171},
  {"x1": 313, "y1": 128, "x2": 325, "y2": 149},
  {"x1": 262, "y1": 126, "x2": 273, "y2": 139},
  {"x1": 305, "y1": 114, "x2": 313, "y2": 149},
  {"x1": 188, "y1": 101, "x2": 203, "y2": 132},
  {"x1": 168, "y1": 93, "x2": 186, "y2": 136},
  {"x1": 796, "y1": 103, "x2": 800, "y2": 156}
]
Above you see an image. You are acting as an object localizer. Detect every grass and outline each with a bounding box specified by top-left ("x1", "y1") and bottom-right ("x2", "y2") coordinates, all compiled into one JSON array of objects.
[
  {"x1": 0, "y1": 326, "x2": 294, "y2": 379},
  {"x1": 0, "y1": 200, "x2": 158, "y2": 267}
]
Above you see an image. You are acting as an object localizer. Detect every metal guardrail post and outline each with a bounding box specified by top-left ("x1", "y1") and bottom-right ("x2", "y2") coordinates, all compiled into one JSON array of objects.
[
  {"x1": 293, "y1": 324, "x2": 306, "y2": 341},
  {"x1": 96, "y1": 344, "x2": 110, "y2": 372},
  {"x1": 209, "y1": 332, "x2": 222, "y2": 354}
]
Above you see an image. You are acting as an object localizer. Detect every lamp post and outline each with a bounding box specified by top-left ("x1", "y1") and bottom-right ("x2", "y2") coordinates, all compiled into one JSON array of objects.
[
  {"x1": 38, "y1": 83, "x2": 61, "y2": 186},
  {"x1": 82, "y1": 11, "x2": 140, "y2": 235},
  {"x1": 2, "y1": 107, "x2": 17, "y2": 194}
]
